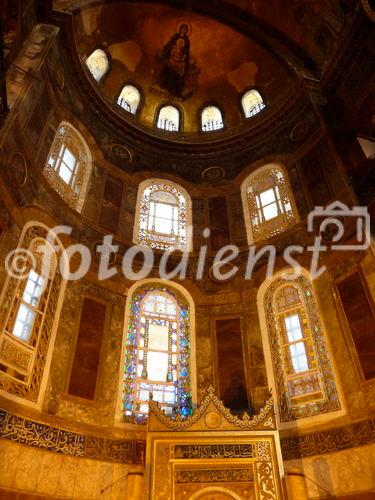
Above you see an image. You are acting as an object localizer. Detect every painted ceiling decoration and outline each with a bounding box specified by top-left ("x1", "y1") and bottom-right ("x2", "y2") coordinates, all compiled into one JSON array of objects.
[
  {"x1": 47, "y1": 0, "x2": 364, "y2": 181},
  {"x1": 74, "y1": 2, "x2": 296, "y2": 132},
  {"x1": 56, "y1": 0, "x2": 357, "y2": 67}
]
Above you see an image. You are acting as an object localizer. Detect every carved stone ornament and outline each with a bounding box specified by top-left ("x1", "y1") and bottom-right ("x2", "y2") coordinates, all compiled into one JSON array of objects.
[
  {"x1": 201, "y1": 166, "x2": 226, "y2": 183},
  {"x1": 110, "y1": 143, "x2": 133, "y2": 163},
  {"x1": 148, "y1": 386, "x2": 276, "y2": 432},
  {"x1": 7, "y1": 152, "x2": 27, "y2": 187},
  {"x1": 290, "y1": 121, "x2": 309, "y2": 143}
]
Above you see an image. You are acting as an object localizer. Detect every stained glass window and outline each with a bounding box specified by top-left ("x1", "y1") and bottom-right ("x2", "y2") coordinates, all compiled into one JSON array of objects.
[
  {"x1": 262, "y1": 274, "x2": 341, "y2": 422},
  {"x1": 135, "y1": 181, "x2": 191, "y2": 251},
  {"x1": 242, "y1": 165, "x2": 297, "y2": 244},
  {"x1": 241, "y1": 90, "x2": 266, "y2": 118},
  {"x1": 85, "y1": 49, "x2": 109, "y2": 82},
  {"x1": 123, "y1": 285, "x2": 192, "y2": 423},
  {"x1": 117, "y1": 84, "x2": 141, "y2": 114},
  {"x1": 201, "y1": 105, "x2": 224, "y2": 132},
  {"x1": 157, "y1": 105, "x2": 180, "y2": 131}
]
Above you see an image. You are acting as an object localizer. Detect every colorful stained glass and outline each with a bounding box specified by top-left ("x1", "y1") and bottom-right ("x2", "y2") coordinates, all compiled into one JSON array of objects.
[{"x1": 123, "y1": 285, "x2": 192, "y2": 423}]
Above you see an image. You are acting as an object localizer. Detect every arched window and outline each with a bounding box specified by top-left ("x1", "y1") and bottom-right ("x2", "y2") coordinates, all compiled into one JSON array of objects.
[
  {"x1": 157, "y1": 105, "x2": 180, "y2": 132},
  {"x1": 122, "y1": 284, "x2": 193, "y2": 423},
  {"x1": 117, "y1": 84, "x2": 141, "y2": 114},
  {"x1": 259, "y1": 272, "x2": 341, "y2": 423},
  {"x1": 85, "y1": 48, "x2": 109, "y2": 82},
  {"x1": 134, "y1": 179, "x2": 192, "y2": 251},
  {"x1": 241, "y1": 164, "x2": 298, "y2": 244},
  {"x1": 0, "y1": 223, "x2": 66, "y2": 402},
  {"x1": 201, "y1": 105, "x2": 224, "y2": 132},
  {"x1": 241, "y1": 90, "x2": 266, "y2": 118},
  {"x1": 44, "y1": 122, "x2": 92, "y2": 213}
]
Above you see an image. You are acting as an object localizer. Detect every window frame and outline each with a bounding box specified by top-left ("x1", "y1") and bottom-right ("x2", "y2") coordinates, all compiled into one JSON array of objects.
[
  {"x1": 199, "y1": 103, "x2": 226, "y2": 134},
  {"x1": 43, "y1": 121, "x2": 93, "y2": 213},
  {"x1": 121, "y1": 284, "x2": 194, "y2": 423},
  {"x1": 116, "y1": 82, "x2": 142, "y2": 115},
  {"x1": 0, "y1": 225, "x2": 67, "y2": 405},
  {"x1": 133, "y1": 179, "x2": 193, "y2": 252},
  {"x1": 155, "y1": 103, "x2": 183, "y2": 133},
  {"x1": 257, "y1": 271, "x2": 343, "y2": 426},
  {"x1": 240, "y1": 88, "x2": 267, "y2": 120},
  {"x1": 241, "y1": 163, "x2": 299, "y2": 245},
  {"x1": 85, "y1": 47, "x2": 110, "y2": 83}
]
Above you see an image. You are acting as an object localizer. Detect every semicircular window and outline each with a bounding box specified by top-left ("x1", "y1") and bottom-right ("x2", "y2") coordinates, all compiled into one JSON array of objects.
[
  {"x1": 157, "y1": 105, "x2": 180, "y2": 132},
  {"x1": 242, "y1": 90, "x2": 266, "y2": 118},
  {"x1": 201, "y1": 105, "x2": 224, "y2": 132},
  {"x1": 85, "y1": 49, "x2": 109, "y2": 82},
  {"x1": 117, "y1": 84, "x2": 141, "y2": 114}
]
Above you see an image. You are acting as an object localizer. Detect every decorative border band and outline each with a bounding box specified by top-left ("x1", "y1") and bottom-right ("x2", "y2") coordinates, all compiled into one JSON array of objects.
[
  {"x1": 281, "y1": 418, "x2": 375, "y2": 460},
  {"x1": 0, "y1": 409, "x2": 145, "y2": 464},
  {"x1": 1, "y1": 409, "x2": 374, "y2": 463}
]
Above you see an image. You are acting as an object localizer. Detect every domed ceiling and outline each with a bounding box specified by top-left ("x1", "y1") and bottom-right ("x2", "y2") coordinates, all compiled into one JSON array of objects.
[
  {"x1": 225, "y1": 0, "x2": 355, "y2": 66},
  {"x1": 73, "y1": 2, "x2": 296, "y2": 134}
]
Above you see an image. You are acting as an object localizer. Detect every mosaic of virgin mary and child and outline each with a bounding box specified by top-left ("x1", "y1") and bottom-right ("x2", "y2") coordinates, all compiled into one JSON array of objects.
[{"x1": 151, "y1": 22, "x2": 200, "y2": 100}]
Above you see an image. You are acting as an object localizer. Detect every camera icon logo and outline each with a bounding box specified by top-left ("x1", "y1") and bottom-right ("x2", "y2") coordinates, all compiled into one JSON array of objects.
[{"x1": 307, "y1": 201, "x2": 370, "y2": 251}]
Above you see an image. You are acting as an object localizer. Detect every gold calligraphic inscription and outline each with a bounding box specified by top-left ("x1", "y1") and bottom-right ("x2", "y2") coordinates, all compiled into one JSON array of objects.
[
  {"x1": 0, "y1": 410, "x2": 145, "y2": 464},
  {"x1": 174, "y1": 444, "x2": 254, "y2": 460},
  {"x1": 281, "y1": 417, "x2": 375, "y2": 459},
  {"x1": 176, "y1": 467, "x2": 254, "y2": 483}
]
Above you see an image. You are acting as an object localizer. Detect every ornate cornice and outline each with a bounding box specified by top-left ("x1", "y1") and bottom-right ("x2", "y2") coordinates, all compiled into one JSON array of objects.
[
  {"x1": 148, "y1": 386, "x2": 276, "y2": 432},
  {"x1": 0, "y1": 408, "x2": 145, "y2": 464}
]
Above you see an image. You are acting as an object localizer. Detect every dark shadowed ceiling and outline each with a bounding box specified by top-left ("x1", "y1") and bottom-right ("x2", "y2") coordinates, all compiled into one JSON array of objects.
[{"x1": 224, "y1": 0, "x2": 356, "y2": 66}]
